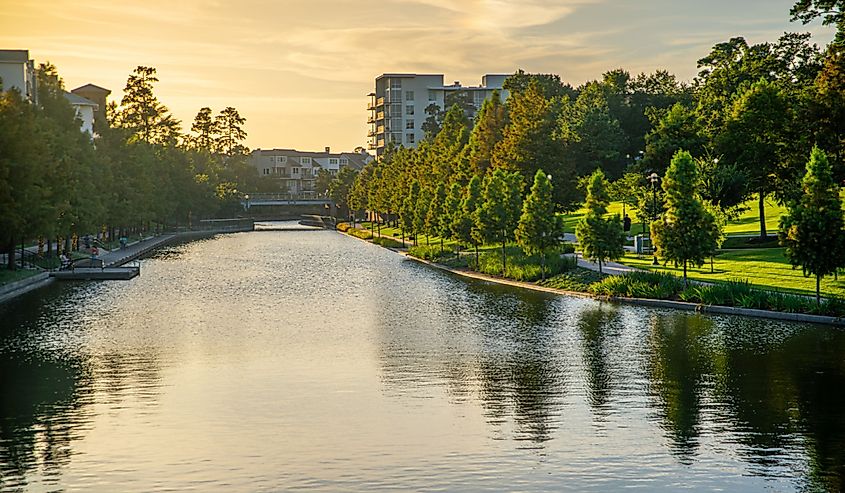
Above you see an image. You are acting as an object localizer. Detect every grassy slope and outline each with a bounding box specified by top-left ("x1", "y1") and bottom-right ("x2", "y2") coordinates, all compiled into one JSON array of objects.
[
  {"x1": 560, "y1": 195, "x2": 787, "y2": 236},
  {"x1": 619, "y1": 248, "x2": 845, "y2": 298}
]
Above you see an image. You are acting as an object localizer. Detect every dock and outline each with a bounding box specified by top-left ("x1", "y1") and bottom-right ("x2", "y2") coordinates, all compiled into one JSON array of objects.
[{"x1": 51, "y1": 265, "x2": 140, "y2": 280}]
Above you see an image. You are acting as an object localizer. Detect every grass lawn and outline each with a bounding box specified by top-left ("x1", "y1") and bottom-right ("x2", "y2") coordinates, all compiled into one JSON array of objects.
[
  {"x1": 560, "y1": 195, "x2": 787, "y2": 236},
  {"x1": 617, "y1": 248, "x2": 845, "y2": 298},
  {"x1": 0, "y1": 269, "x2": 41, "y2": 286}
]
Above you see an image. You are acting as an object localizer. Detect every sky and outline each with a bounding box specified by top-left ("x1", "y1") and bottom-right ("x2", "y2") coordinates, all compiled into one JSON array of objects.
[{"x1": 0, "y1": 0, "x2": 836, "y2": 153}]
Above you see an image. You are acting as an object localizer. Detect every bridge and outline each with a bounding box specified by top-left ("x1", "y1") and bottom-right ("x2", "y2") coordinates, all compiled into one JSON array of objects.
[{"x1": 241, "y1": 193, "x2": 335, "y2": 220}]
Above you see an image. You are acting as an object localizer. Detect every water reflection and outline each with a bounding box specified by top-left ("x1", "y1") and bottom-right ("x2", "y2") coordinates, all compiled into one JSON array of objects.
[{"x1": 0, "y1": 229, "x2": 844, "y2": 491}]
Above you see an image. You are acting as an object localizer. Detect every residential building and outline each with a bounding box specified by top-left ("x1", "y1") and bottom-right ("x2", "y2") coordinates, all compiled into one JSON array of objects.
[
  {"x1": 0, "y1": 49, "x2": 37, "y2": 103},
  {"x1": 63, "y1": 92, "x2": 98, "y2": 136},
  {"x1": 367, "y1": 73, "x2": 509, "y2": 156},
  {"x1": 250, "y1": 147, "x2": 372, "y2": 196},
  {"x1": 71, "y1": 83, "x2": 111, "y2": 130}
]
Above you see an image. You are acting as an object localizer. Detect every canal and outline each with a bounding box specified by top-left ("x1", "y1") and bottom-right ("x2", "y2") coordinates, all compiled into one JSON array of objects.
[{"x1": 1, "y1": 225, "x2": 843, "y2": 491}]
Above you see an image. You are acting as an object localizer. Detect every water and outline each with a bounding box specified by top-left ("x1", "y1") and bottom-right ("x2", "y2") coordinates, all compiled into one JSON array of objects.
[{"x1": 1, "y1": 224, "x2": 843, "y2": 491}]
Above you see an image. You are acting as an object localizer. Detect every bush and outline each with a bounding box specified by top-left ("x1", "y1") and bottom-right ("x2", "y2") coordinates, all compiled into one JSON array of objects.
[
  {"x1": 475, "y1": 245, "x2": 577, "y2": 282},
  {"x1": 336, "y1": 222, "x2": 351, "y2": 232},
  {"x1": 346, "y1": 228, "x2": 372, "y2": 240},
  {"x1": 408, "y1": 244, "x2": 445, "y2": 261},
  {"x1": 539, "y1": 268, "x2": 606, "y2": 292},
  {"x1": 372, "y1": 236, "x2": 405, "y2": 248},
  {"x1": 590, "y1": 271, "x2": 684, "y2": 298},
  {"x1": 560, "y1": 242, "x2": 576, "y2": 254}
]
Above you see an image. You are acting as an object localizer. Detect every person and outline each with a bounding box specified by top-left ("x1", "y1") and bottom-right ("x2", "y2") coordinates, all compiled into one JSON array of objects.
[
  {"x1": 91, "y1": 246, "x2": 99, "y2": 266},
  {"x1": 60, "y1": 251, "x2": 71, "y2": 270},
  {"x1": 623, "y1": 214, "x2": 632, "y2": 233},
  {"x1": 120, "y1": 236, "x2": 128, "y2": 249}
]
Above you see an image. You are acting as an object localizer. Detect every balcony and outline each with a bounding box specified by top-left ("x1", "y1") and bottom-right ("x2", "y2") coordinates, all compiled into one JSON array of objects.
[
  {"x1": 367, "y1": 115, "x2": 376, "y2": 124},
  {"x1": 376, "y1": 111, "x2": 385, "y2": 121},
  {"x1": 376, "y1": 97, "x2": 385, "y2": 107}
]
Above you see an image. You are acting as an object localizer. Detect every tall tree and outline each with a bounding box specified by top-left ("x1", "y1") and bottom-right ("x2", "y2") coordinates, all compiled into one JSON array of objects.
[
  {"x1": 651, "y1": 151, "x2": 720, "y2": 284},
  {"x1": 189, "y1": 107, "x2": 217, "y2": 152},
  {"x1": 426, "y1": 183, "x2": 447, "y2": 255},
  {"x1": 575, "y1": 169, "x2": 625, "y2": 274},
  {"x1": 779, "y1": 146, "x2": 845, "y2": 303},
  {"x1": 515, "y1": 169, "x2": 561, "y2": 280},
  {"x1": 476, "y1": 168, "x2": 523, "y2": 275},
  {"x1": 456, "y1": 175, "x2": 483, "y2": 265},
  {"x1": 466, "y1": 91, "x2": 507, "y2": 176},
  {"x1": 721, "y1": 79, "x2": 792, "y2": 239},
  {"x1": 215, "y1": 107, "x2": 248, "y2": 157},
  {"x1": 116, "y1": 66, "x2": 181, "y2": 145}
]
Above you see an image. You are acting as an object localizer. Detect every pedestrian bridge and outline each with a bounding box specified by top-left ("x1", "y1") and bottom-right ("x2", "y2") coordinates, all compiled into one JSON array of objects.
[{"x1": 241, "y1": 193, "x2": 335, "y2": 220}]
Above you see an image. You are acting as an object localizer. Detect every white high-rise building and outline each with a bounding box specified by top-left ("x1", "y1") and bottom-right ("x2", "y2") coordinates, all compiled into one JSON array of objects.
[{"x1": 367, "y1": 73, "x2": 509, "y2": 157}]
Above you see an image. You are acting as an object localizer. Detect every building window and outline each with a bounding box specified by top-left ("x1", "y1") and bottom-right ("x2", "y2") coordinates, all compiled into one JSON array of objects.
[
  {"x1": 406, "y1": 104, "x2": 414, "y2": 115},
  {"x1": 390, "y1": 79, "x2": 401, "y2": 90},
  {"x1": 405, "y1": 119, "x2": 414, "y2": 129},
  {"x1": 292, "y1": 167, "x2": 301, "y2": 175},
  {"x1": 329, "y1": 158, "x2": 339, "y2": 165},
  {"x1": 263, "y1": 168, "x2": 270, "y2": 175},
  {"x1": 340, "y1": 158, "x2": 348, "y2": 165},
  {"x1": 300, "y1": 157, "x2": 311, "y2": 165},
  {"x1": 406, "y1": 90, "x2": 414, "y2": 101},
  {"x1": 277, "y1": 156, "x2": 287, "y2": 163},
  {"x1": 428, "y1": 90, "x2": 436, "y2": 101},
  {"x1": 406, "y1": 133, "x2": 415, "y2": 144}
]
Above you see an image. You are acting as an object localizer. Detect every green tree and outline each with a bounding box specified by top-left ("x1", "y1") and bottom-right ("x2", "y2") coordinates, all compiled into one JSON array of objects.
[
  {"x1": 575, "y1": 169, "x2": 625, "y2": 274},
  {"x1": 721, "y1": 79, "x2": 792, "y2": 239},
  {"x1": 477, "y1": 168, "x2": 523, "y2": 274},
  {"x1": 189, "y1": 107, "x2": 217, "y2": 152},
  {"x1": 791, "y1": 0, "x2": 845, "y2": 43},
  {"x1": 642, "y1": 103, "x2": 706, "y2": 175},
  {"x1": 779, "y1": 146, "x2": 845, "y2": 303},
  {"x1": 444, "y1": 182, "x2": 463, "y2": 252},
  {"x1": 456, "y1": 175, "x2": 483, "y2": 264},
  {"x1": 515, "y1": 170, "x2": 561, "y2": 279},
  {"x1": 115, "y1": 66, "x2": 181, "y2": 145},
  {"x1": 414, "y1": 186, "x2": 432, "y2": 245},
  {"x1": 466, "y1": 91, "x2": 506, "y2": 176},
  {"x1": 215, "y1": 107, "x2": 248, "y2": 157},
  {"x1": 401, "y1": 179, "x2": 421, "y2": 245},
  {"x1": 328, "y1": 167, "x2": 358, "y2": 221},
  {"x1": 651, "y1": 151, "x2": 720, "y2": 284},
  {"x1": 426, "y1": 183, "x2": 447, "y2": 255}
]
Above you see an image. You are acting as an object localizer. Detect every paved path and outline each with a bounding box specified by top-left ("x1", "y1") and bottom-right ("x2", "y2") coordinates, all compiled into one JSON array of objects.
[{"x1": 98, "y1": 235, "x2": 176, "y2": 267}]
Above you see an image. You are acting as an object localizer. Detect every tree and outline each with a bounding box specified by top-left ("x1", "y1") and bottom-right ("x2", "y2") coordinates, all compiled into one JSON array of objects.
[
  {"x1": 328, "y1": 167, "x2": 358, "y2": 220},
  {"x1": 721, "y1": 80, "x2": 792, "y2": 239},
  {"x1": 642, "y1": 103, "x2": 706, "y2": 175},
  {"x1": 400, "y1": 179, "x2": 420, "y2": 245},
  {"x1": 779, "y1": 146, "x2": 845, "y2": 303},
  {"x1": 456, "y1": 175, "x2": 483, "y2": 265},
  {"x1": 444, "y1": 182, "x2": 463, "y2": 253},
  {"x1": 414, "y1": 186, "x2": 432, "y2": 245},
  {"x1": 189, "y1": 107, "x2": 217, "y2": 152},
  {"x1": 492, "y1": 80, "x2": 577, "y2": 210},
  {"x1": 115, "y1": 66, "x2": 181, "y2": 145},
  {"x1": 215, "y1": 107, "x2": 248, "y2": 157},
  {"x1": 791, "y1": 0, "x2": 845, "y2": 44},
  {"x1": 426, "y1": 183, "x2": 447, "y2": 255},
  {"x1": 466, "y1": 91, "x2": 506, "y2": 176},
  {"x1": 515, "y1": 170, "x2": 561, "y2": 279},
  {"x1": 575, "y1": 169, "x2": 625, "y2": 274},
  {"x1": 651, "y1": 151, "x2": 720, "y2": 284},
  {"x1": 476, "y1": 168, "x2": 523, "y2": 274}
]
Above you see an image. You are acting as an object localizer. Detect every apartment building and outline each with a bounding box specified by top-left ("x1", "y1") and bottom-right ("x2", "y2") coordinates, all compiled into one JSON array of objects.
[
  {"x1": 250, "y1": 147, "x2": 372, "y2": 196},
  {"x1": 367, "y1": 73, "x2": 509, "y2": 156},
  {"x1": 0, "y1": 49, "x2": 37, "y2": 103}
]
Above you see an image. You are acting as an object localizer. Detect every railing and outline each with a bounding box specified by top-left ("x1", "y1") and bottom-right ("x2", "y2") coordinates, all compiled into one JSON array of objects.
[{"x1": 245, "y1": 192, "x2": 328, "y2": 201}]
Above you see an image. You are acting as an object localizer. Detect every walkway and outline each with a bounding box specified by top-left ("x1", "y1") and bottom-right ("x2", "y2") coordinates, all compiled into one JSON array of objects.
[{"x1": 98, "y1": 234, "x2": 176, "y2": 267}]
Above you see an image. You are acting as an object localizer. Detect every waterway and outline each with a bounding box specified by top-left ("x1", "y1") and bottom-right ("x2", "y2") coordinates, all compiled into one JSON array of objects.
[{"x1": 1, "y1": 224, "x2": 843, "y2": 491}]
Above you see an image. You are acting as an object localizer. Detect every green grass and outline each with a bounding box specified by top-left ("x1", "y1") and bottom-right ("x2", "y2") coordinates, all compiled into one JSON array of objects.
[
  {"x1": 0, "y1": 269, "x2": 41, "y2": 286},
  {"x1": 560, "y1": 195, "x2": 788, "y2": 236},
  {"x1": 617, "y1": 248, "x2": 845, "y2": 298}
]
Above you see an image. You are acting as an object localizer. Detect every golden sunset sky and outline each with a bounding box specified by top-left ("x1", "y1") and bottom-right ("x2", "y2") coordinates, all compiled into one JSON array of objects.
[{"x1": 0, "y1": 0, "x2": 835, "y2": 152}]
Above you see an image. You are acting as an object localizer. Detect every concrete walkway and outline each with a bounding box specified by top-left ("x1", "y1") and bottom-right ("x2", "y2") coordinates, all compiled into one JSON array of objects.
[{"x1": 98, "y1": 235, "x2": 176, "y2": 267}]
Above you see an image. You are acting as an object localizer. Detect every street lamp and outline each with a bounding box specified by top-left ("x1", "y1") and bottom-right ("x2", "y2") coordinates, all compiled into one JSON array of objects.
[
  {"x1": 244, "y1": 194, "x2": 250, "y2": 211},
  {"x1": 649, "y1": 172, "x2": 659, "y2": 265}
]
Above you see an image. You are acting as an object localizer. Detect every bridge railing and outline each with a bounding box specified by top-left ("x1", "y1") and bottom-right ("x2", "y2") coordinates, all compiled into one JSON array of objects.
[{"x1": 245, "y1": 192, "x2": 327, "y2": 201}]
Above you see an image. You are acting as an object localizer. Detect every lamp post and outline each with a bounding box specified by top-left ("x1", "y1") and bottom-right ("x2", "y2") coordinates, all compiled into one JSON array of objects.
[
  {"x1": 649, "y1": 172, "x2": 659, "y2": 265},
  {"x1": 244, "y1": 194, "x2": 250, "y2": 211}
]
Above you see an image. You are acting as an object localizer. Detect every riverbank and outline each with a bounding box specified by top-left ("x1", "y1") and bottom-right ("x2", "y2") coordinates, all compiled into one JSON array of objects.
[
  {"x1": 339, "y1": 227, "x2": 845, "y2": 327},
  {"x1": 0, "y1": 224, "x2": 253, "y2": 305}
]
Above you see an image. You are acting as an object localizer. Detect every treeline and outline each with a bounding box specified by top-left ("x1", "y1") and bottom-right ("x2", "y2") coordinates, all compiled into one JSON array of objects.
[
  {"x1": 353, "y1": 16, "x2": 842, "y2": 230},
  {"x1": 0, "y1": 64, "x2": 257, "y2": 268}
]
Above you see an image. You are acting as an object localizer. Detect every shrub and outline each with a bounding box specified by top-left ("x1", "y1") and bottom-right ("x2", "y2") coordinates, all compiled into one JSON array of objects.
[
  {"x1": 336, "y1": 222, "x2": 351, "y2": 232},
  {"x1": 372, "y1": 236, "x2": 405, "y2": 249},
  {"x1": 590, "y1": 271, "x2": 684, "y2": 299},
  {"x1": 408, "y1": 244, "x2": 445, "y2": 261},
  {"x1": 346, "y1": 228, "x2": 372, "y2": 240},
  {"x1": 475, "y1": 245, "x2": 577, "y2": 281},
  {"x1": 539, "y1": 268, "x2": 606, "y2": 292}
]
